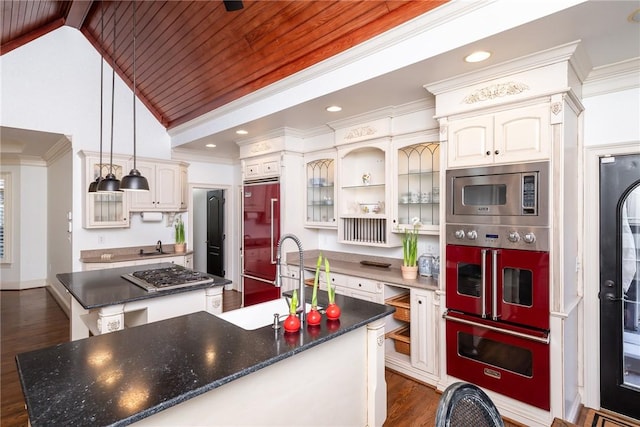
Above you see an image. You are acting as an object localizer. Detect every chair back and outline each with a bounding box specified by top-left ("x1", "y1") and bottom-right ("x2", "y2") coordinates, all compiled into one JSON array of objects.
[{"x1": 435, "y1": 382, "x2": 504, "y2": 427}]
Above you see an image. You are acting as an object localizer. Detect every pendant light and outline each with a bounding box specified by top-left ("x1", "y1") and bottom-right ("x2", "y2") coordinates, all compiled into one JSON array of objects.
[
  {"x1": 120, "y1": 0, "x2": 149, "y2": 192},
  {"x1": 88, "y1": 1, "x2": 106, "y2": 193},
  {"x1": 98, "y1": 1, "x2": 122, "y2": 193}
]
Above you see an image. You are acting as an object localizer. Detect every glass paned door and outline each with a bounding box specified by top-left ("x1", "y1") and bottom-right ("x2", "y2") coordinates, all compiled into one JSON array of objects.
[
  {"x1": 599, "y1": 153, "x2": 640, "y2": 420},
  {"x1": 397, "y1": 142, "x2": 439, "y2": 228}
]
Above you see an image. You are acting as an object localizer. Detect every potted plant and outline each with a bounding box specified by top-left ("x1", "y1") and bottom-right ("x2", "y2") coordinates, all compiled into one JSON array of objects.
[
  {"x1": 283, "y1": 289, "x2": 301, "y2": 333},
  {"x1": 307, "y1": 254, "x2": 323, "y2": 326},
  {"x1": 324, "y1": 257, "x2": 341, "y2": 320},
  {"x1": 401, "y1": 217, "x2": 421, "y2": 279},
  {"x1": 174, "y1": 214, "x2": 186, "y2": 253}
]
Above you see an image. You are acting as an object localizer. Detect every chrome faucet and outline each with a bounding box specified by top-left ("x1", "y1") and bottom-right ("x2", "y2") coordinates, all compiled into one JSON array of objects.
[
  {"x1": 156, "y1": 240, "x2": 162, "y2": 253},
  {"x1": 275, "y1": 234, "x2": 305, "y2": 325}
]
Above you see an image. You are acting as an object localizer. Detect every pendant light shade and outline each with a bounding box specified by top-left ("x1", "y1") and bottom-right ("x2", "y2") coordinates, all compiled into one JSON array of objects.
[
  {"x1": 120, "y1": 0, "x2": 149, "y2": 192},
  {"x1": 97, "y1": 173, "x2": 121, "y2": 192},
  {"x1": 120, "y1": 168, "x2": 149, "y2": 191},
  {"x1": 88, "y1": 177, "x2": 101, "y2": 192}
]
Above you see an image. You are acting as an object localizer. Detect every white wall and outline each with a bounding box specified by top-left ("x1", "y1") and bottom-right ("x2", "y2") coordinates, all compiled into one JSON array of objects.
[
  {"x1": 0, "y1": 27, "x2": 239, "y2": 272},
  {"x1": 47, "y1": 147, "x2": 73, "y2": 307},
  {"x1": 583, "y1": 88, "x2": 640, "y2": 147},
  {"x1": 0, "y1": 164, "x2": 48, "y2": 289}
]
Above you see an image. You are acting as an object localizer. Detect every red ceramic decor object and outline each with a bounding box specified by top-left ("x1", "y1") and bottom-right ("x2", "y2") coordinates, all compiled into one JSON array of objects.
[
  {"x1": 326, "y1": 303, "x2": 341, "y2": 320},
  {"x1": 283, "y1": 314, "x2": 300, "y2": 333},
  {"x1": 306, "y1": 308, "x2": 322, "y2": 326}
]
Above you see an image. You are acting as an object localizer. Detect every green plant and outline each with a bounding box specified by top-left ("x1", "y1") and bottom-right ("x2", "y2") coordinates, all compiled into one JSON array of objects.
[
  {"x1": 402, "y1": 217, "x2": 421, "y2": 267},
  {"x1": 311, "y1": 253, "x2": 323, "y2": 309},
  {"x1": 174, "y1": 215, "x2": 185, "y2": 244}
]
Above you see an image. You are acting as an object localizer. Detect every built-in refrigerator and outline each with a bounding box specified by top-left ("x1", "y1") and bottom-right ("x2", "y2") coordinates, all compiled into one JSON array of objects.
[{"x1": 242, "y1": 180, "x2": 281, "y2": 306}]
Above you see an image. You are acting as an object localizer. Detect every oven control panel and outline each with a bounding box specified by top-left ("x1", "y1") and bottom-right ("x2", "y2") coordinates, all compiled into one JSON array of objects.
[{"x1": 446, "y1": 224, "x2": 549, "y2": 252}]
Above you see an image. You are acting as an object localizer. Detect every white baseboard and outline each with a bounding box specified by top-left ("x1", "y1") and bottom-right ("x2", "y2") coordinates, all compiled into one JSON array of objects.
[
  {"x1": 0, "y1": 278, "x2": 46, "y2": 290},
  {"x1": 46, "y1": 279, "x2": 71, "y2": 316}
]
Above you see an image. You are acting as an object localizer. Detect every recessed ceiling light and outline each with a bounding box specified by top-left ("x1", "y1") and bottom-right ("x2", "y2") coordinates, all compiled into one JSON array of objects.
[
  {"x1": 464, "y1": 51, "x2": 491, "y2": 63},
  {"x1": 236, "y1": 129, "x2": 248, "y2": 135},
  {"x1": 205, "y1": 143, "x2": 216, "y2": 148},
  {"x1": 326, "y1": 105, "x2": 342, "y2": 112}
]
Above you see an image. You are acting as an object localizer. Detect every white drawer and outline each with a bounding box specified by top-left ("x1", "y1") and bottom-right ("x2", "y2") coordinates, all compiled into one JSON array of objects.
[
  {"x1": 262, "y1": 160, "x2": 279, "y2": 176},
  {"x1": 347, "y1": 276, "x2": 382, "y2": 294}
]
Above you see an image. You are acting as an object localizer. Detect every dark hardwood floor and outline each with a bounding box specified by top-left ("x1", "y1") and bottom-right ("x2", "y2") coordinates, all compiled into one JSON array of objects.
[{"x1": 1, "y1": 287, "x2": 559, "y2": 427}]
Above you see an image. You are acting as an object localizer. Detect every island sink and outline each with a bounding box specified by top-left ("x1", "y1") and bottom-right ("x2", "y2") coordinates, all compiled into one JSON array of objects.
[{"x1": 216, "y1": 298, "x2": 316, "y2": 330}]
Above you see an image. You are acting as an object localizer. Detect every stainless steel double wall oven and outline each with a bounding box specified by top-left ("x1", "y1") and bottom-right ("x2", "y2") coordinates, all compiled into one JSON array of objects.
[{"x1": 444, "y1": 161, "x2": 551, "y2": 410}]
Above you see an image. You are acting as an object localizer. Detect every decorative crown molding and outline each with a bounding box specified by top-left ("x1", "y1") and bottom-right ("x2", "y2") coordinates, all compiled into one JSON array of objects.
[
  {"x1": 345, "y1": 125, "x2": 377, "y2": 140},
  {"x1": 462, "y1": 81, "x2": 530, "y2": 104}
]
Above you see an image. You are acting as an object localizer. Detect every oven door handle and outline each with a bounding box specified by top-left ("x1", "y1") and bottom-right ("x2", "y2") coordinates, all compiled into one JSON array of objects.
[
  {"x1": 492, "y1": 249, "x2": 499, "y2": 321},
  {"x1": 443, "y1": 312, "x2": 550, "y2": 345},
  {"x1": 481, "y1": 249, "x2": 488, "y2": 318}
]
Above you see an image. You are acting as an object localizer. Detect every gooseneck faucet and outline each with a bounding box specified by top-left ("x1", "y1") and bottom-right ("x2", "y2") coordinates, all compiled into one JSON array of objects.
[
  {"x1": 156, "y1": 240, "x2": 162, "y2": 253},
  {"x1": 275, "y1": 234, "x2": 305, "y2": 325}
]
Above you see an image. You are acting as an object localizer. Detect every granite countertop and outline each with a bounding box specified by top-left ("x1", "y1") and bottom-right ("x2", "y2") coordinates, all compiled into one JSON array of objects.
[
  {"x1": 16, "y1": 292, "x2": 394, "y2": 426},
  {"x1": 80, "y1": 245, "x2": 193, "y2": 264},
  {"x1": 57, "y1": 263, "x2": 230, "y2": 310},
  {"x1": 286, "y1": 250, "x2": 439, "y2": 291}
]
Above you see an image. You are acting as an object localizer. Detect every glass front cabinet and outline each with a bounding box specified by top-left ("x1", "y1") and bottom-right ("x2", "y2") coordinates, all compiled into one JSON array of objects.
[
  {"x1": 393, "y1": 137, "x2": 441, "y2": 234},
  {"x1": 304, "y1": 152, "x2": 336, "y2": 228},
  {"x1": 81, "y1": 151, "x2": 130, "y2": 228}
]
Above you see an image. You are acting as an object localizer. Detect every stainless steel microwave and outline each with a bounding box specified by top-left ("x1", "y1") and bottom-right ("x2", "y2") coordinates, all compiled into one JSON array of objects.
[{"x1": 446, "y1": 161, "x2": 549, "y2": 226}]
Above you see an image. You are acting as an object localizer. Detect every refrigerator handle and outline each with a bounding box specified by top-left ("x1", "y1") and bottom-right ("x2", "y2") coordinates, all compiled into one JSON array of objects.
[
  {"x1": 270, "y1": 198, "x2": 278, "y2": 264},
  {"x1": 480, "y1": 249, "x2": 488, "y2": 318},
  {"x1": 492, "y1": 249, "x2": 500, "y2": 321}
]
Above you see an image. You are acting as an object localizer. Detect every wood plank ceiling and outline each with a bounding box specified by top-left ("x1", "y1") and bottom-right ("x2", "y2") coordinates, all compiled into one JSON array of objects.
[{"x1": 1, "y1": 1, "x2": 447, "y2": 129}]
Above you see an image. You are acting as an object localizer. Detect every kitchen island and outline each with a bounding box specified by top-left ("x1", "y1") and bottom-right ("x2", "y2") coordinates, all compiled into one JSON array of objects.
[
  {"x1": 16, "y1": 293, "x2": 394, "y2": 426},
  {"x1": 57, "y1": 263, "x2": 230, "y2": 340}
]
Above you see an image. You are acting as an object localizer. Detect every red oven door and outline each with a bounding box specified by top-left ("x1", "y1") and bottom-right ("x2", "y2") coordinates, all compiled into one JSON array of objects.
[
  {"x1": 446, "y1": 245, "x2": 549, "y2": 329},
  {"x1": 445, "y1": 310, "x2": 550, "y2": 410}
]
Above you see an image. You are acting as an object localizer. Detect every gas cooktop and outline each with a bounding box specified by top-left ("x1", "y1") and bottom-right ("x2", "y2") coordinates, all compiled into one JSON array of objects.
[{"x1": 122, "y1": 265, "x2": 215, "y2": 292}]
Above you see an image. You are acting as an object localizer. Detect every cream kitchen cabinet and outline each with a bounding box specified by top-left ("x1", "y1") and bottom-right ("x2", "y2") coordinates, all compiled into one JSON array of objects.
[
  {"x1": 128, "y1": 160, "x2": 184, "y2": 211},
  {"x1": 384, "y1": 285, "x2": 439, "y2": 385},
  {"x1": 180, "y1": 165, "x2": 189, "y2": 211},
  {"x1": 314, "y1": 270, "x2": 384, "y2": 304},
  {"x1": 304, "y1": 151, "x2": 336, "y2": 228},
  {"x1": 447, "y1": 103, "x2": 551, "y2": 168},
  {"x1": 410, "y1": 288, "x2": 437, "y2": 376},
  {"x1": 337, "y1": 138, "x2": 399, "y2": 247},
  {"x1": 394, "y1": 138, "x2": 441, "y2": 234},
  {"x1": 242, "y1": 154, "x2": 280, "y2": 180},
  {"x1": 81, "y1": 151, "x2": 130, "y2": 229}
]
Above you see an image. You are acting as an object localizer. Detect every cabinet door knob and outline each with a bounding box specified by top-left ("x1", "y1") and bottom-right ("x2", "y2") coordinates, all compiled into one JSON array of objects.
[
  {"x1": 418, "y1": 300, "x2": 423, "y2": 304},
  {"x1": 486, "y1": 151, "x2": 491, "y2": 156},
  {"x1": 494, "y1": 150, "x2": 500, "y2": 155}
]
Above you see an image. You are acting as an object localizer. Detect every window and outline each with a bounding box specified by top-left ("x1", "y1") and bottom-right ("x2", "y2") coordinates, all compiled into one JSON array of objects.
[{"x1": 0, "y1": 172, "x2": 11, "y2": 263}]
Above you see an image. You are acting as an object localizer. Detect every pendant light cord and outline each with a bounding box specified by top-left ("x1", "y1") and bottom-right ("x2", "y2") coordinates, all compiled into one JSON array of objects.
[
  {"x1": 109, "y1": 0, "x2": 117, "y2": 176},
  {"x1": 98, "y1": 0, "x2": 104, "y2": 177},
  {"x1": 132, "y1": 0, "x2": 137, "y2": 170}
]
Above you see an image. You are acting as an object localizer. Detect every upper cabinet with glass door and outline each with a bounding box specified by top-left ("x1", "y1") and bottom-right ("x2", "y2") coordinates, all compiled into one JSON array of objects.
[
  {"x1": 305, "y1": 151, "x2": 336, "y2": 228},
  {"x1": 394, "y1": 140, "x2": 440, "y2": 234},
  {"x1": 80, "y1": 151, "x2": 130, "y2": 228}
]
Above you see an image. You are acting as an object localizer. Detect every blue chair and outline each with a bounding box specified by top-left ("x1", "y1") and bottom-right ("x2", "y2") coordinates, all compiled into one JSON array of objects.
[{"x1": 435, "y1": 382, "x2": 505, "y2": 427}]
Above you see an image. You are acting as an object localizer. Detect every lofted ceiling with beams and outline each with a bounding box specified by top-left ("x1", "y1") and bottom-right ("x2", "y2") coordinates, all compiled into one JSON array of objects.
[{"x1": 1, "y1": 0, "x2": 446, "y2": 129}]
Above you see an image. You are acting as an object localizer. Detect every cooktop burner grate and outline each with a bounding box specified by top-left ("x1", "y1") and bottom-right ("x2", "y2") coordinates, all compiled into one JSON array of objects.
[{"x1": 122, "y1": 265, "x2": 215, "y2": 292}]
